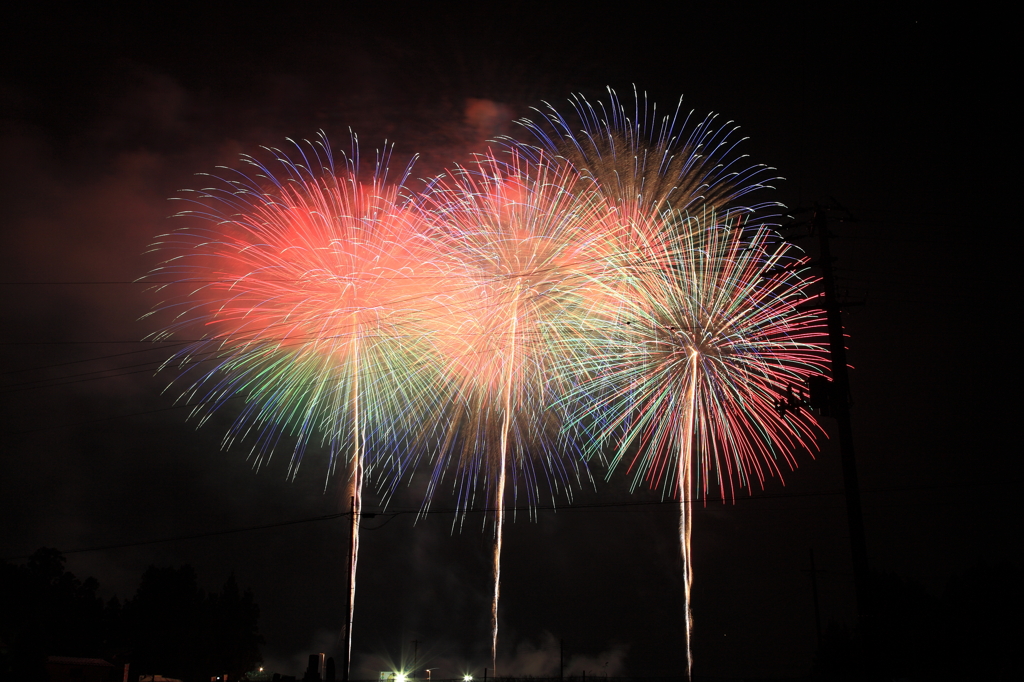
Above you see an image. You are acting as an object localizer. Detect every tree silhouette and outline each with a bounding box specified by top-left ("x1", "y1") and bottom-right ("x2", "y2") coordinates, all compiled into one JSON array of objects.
[
  {"x1": 1, "y1": 548, "x2": 105, "y2": 681},
  {"x1": 1, "y1": 550, "x2": 263, "y2": 682},
  {"x1": 203, "y1": 574, "x2": 264, "y2": 680},
  {"x1": 124, "y1": 565, "x2": 264, "y2": 681},
  {"x1": 124, "y1": 565, "x2": 206, "y2": 680}
]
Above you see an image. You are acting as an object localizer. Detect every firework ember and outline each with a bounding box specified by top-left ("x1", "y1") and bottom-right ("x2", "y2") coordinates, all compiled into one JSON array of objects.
[
  {"x1": 554, "y1": 207, "x2": 827, "y2": 676},
  {"x1": 512, "y1": 89, "x2": 827, "y2": 678},
  {"x1": 415, "y1": 148, "x2": 618, "y2": 671},
  {"x1": 147, "y1": 91, "x2": 827, "y2": 678},
  {"x1": 146, "y1": 133, "x2": 448, "y2": 675}
]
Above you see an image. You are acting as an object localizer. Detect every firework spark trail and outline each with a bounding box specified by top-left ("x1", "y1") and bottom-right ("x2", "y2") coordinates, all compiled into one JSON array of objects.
[
  {"x1": 554, "y1": 209, "x2": 827, "y2": 678},
  {"x1": 490, "y1": 279, "x2": 520, "y2": 674},
  {"x1": 571, "y1": 213, "x2": 828, "y2": 495},
  {"x1": 346, "y1": 329, "x2": 362, "y2": 671},
  {"x1": 679, "y1": 350, "x2": 697, "y2": 679},
  {"x1": 509, "y1": 89, "x2": 825, "y2": 675},
  {"x1": 145, "y1": 91, "x2": 826, "y2": 678},
  {"x1": 146, "y1": 133, "x2": 447, "y2": 677},
  {"x1": 416, "y1": 149, "x2": 616, "y2": 671}
]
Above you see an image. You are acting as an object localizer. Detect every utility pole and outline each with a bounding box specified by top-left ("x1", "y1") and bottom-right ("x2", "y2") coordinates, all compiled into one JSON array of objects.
[
  {"x1": 813, "y1": 205, "x2": 871, "y2": 620},
  {"x1": 342, "y1": 495, "x2": 356, "y2": 682},
  {"x1": 780, "y1": 201, "x2": 871, "y2": 622}
]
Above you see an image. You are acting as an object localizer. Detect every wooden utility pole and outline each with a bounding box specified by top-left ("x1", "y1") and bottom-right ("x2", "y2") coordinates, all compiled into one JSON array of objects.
[
  {"x1": 779, "y1": 202, "x2": 870, "y2": 622},
  {"x1": 812, "y1": 205, "x2": 871, "y2": 620}
]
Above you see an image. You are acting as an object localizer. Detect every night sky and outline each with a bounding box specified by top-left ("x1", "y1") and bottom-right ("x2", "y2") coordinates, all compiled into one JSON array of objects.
[{"x1": 1, "y1": 5, "x2": 1016, "y2": 679}]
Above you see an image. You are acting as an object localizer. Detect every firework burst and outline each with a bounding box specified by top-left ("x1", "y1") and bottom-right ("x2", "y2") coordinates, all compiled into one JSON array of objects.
[
  {"x1": 558, "y1": 208, "x2": 827, "y2": 677},
  {"x1": 506, "y1": 88, "x2": 826, "y2": 678},
  {"x1": 509, "y1": 86, "x2": 782, "y2": 224},
  {"x1": 143, "y1": 90, "x2": 827, "y2": 679},
  {"x1": 146, "y1": 133, "x2": 446, "y2": 673},
  {"x1": 415, "y1": 148, "x2": 618, "y2": 671}
]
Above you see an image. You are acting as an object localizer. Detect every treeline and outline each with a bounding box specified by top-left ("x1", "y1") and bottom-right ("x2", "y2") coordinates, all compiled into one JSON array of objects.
[{"x1": 0, "y1": 548, "x2": 263, "y2": 682}]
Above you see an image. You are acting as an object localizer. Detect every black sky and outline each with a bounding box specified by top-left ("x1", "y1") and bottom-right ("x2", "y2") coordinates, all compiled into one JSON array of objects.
[{"x1": 1, "y1": 4, "x2": 1017, "y2": 679}]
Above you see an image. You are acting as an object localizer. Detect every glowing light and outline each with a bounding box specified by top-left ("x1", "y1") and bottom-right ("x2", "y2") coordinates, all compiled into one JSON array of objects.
[
  {"x1": 415, "y1": 148, "x2": 617, "y2": 672},
  {"x1": 555, "y1": 208, "x2": 826, "y2": 677},
  {"x1": 563, "y1": 210, "x2": 827, "y2": 497},
  {"x1": 147, "y1": 133, "x2": 448, "y2": 678},
  {"x1": 510, "y1": 88, "x2": 827, "y2": 679},
  {"x1": 509, "y1": 85, "x2": 781, "y2": 226},
  {"x1": 148, "y1": 90, "x2": 827, "y2": 680},
  {"x1": 148, "y1": 134, "x2": 446, "y2": 479}
]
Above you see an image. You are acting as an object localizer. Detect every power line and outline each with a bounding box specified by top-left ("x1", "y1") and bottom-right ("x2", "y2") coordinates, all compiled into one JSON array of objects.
[
  {"x1": 3, "y1": 480, "x2": 1008, "y2": 562},
  {"x1": 1, "y1": 343, "x2": 189, "y2": 376}
]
